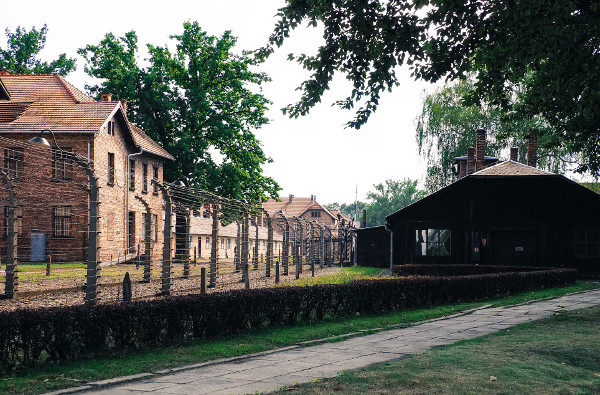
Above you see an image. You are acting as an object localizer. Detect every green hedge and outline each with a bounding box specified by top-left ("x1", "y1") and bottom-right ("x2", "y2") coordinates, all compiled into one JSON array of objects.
[
  {"x1": 0, "y1": 267, "x2": 576, "y2": 372},
  {"x1": 393, "y1": 264, "x2": 552, "y2": 276}
]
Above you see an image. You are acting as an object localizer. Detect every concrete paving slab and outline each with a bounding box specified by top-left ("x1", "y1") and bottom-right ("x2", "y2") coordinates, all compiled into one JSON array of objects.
[{"x1": 75, "y1": 289, "x2": 600, "y2": 395}]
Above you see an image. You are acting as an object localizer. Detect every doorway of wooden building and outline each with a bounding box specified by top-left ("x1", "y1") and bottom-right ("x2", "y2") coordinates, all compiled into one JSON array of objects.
[{"x1": 492, "y1": 229, "x2": 536, "y2": 266}]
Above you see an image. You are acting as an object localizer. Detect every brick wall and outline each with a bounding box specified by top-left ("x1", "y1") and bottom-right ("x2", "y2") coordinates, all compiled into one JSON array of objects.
[
  {"x1": 0, "y1": 116, "x2": 167, "y2": 263},
  {"x1": 0, "y1": 133, "x2": 91, "y2": 262}
]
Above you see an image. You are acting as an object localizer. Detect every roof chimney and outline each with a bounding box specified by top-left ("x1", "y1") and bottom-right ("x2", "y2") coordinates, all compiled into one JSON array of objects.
[
  {"x1": 120, "y1": 100, "x2": 127, "y2": 114},
  {"x1": 288, "y1": 194, "x2": 294, "y2": 203},
  {"x1": 510, "y1": 147, "x2": 518, "y2": 162},
  {"x1": 361, "y1": 209, "x2": 367, "y2": 228},
  {"x1": 475, "y1": 129, "x2": 486, "y2": 171},
  {"x1": 0, "y1": 70, "x2": 10, "y2": 76},
  {"x1": 310, "y1": 195, "x2": 316, "y2": 202},
  {"x1": 467, "y1": 147, "x2": 476, "y2": 175},
  {"x1": 100, "y1": 93, "x2": 112, "y2": 102},
  {"x1": 527, "y1": 129, "x2": 537, "y2": 168}
]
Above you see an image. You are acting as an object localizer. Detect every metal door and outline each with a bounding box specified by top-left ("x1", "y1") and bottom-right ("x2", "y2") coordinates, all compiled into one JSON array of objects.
[{"x1": 30, "y1": 232, "x2": 46, "y2": 261}]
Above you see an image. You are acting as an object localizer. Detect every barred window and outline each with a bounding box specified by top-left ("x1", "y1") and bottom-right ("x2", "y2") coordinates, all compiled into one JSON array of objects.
[
  {"x1": 52, "y1": 148, "x2": 73, "y2": 181},
  {"x1": 107, "y1": 121, "x2": 115, "y2": 136},
  {"x1": 107, "y1": 153, "x2": 115, "y2": 185},
  {"x1": 129, "y1": 159, "x2": 135, "y2": 190},
  {"x1": 53, "y1": 206, "x2": 71, "y2": 237},
  {"x1": 153, "y1": 166, "x2": 159, "y2": 195},
  {"x1": 415, "y1": 229, "x2": 451, "y2": 256},
  {"x1": 221, "y1": 238, "x2": 225, "y2": 250},
  {"x1": 4, "y1": 147, "x2": 24, "y2": 179},
  {"x1": 142, "y1": 163, "x2": 148, "y2": 193},
  {"x1": 3, "y1": 206, "x2": 23, "y2": 237},
  {"x1": 206, "y1": 236, "x2": 210, "y2": 250},
  {"x1": 152, "y1": 214, "x2": 158, "y2": 242}
]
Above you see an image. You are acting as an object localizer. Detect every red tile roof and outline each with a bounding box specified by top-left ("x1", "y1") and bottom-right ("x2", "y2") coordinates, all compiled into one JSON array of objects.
[
  {"x1": 262, "y1": 196, "x2": 336, "y2": 220},
  {"x1": 129, "y1": 123, "x2": 174, "y2": 160},
  {"x1": 0, "y1": 74, "x2": 173, "y2": 160}
]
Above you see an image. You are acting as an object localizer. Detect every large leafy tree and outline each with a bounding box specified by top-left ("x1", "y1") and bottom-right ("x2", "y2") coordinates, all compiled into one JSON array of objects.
[
  {"x1": 80, "y1": 22, "x2": 279, "y2": 203},
  {"x1": 260, "y1": 0, "x2": 600, "y2": 175},
  {"x1": 416, "y1": 78, "x2": 580, "y2": 193},
  {"x1": 0, "y1": 24, "x2": 76, "y2": 75},
  {"x1": 365, "y1": 179, "x2": 426, "y2": 226},
  {"x1": 332, "y1": 179, "x2": 425, "y2": 227},
  {"x1": 325, "y1": 201, "x2": 367, "y2": 221}
]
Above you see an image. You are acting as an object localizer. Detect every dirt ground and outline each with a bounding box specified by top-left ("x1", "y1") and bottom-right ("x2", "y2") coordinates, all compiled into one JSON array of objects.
[{"x1": 0, "y1": 261, "x2": 340, "y2": 312}]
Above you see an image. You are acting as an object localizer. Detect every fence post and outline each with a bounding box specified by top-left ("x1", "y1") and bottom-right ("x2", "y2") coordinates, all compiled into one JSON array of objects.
[
  {"x1": 252, "y1": 219, "x2": 259, "y2": 270},
  {"x1": 241, "y1": 208, "x2": 249, "y2": 284},
  {"x1": 82, "y1": 160, "x2": 100, "y2": 305},
  {"x1": 295, "y1": 246, "x2": 300, "y2": 280},
  {"x1": 1, "y1": 169, "x2": 17, "y2": 299},
  {"x1": 235, "y1": 221, "x2": 241, "y2": 272},
  {"x1": 319, "y1": 224, "x2": 325, "y2": 269},
  {"x1": 278, "y1": 213, "x2": 289, "y2": 276},
  {"x1": 201, "y1": 267, "x2": 206, "y2": 295},
  {"x1": 153, "y1": 180, "x2": 172, "y2": 296},
  {"x1": 294, "y1": 218, "x2": 304, "y2": 274},
  {"x1": 263, "y1": 209, "x2": 273, "y2": 278},
  {"x1": 275, "y1": 254, "x2": 280, "y2": 284},
  {"x1": 244, "y1": 263, "x2": 250, "y2": 289},
  {"x1": 209, "y1": 202, "x2": 219, "y2": 288},
  {"x1": 183, "y1": 209, "x2": 191, "y2": 278},
  {"x1": 46, "y1": 256, "x2": 51, "y2": 276}
]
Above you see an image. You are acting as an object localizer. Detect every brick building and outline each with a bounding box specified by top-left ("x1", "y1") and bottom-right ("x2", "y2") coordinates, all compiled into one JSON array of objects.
[
  {"x1": 262, "y1": 195, "x2": 339, "y2": 227},
  {"x1": 189, "y1": 213, "x2": 283, "y2": 260},
  {"x1": 0, "y1": 73, "x2": 173, "y2": 262}
]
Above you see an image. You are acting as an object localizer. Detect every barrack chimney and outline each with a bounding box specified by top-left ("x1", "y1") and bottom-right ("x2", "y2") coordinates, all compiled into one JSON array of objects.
[
  {"x1": 527, "y1": 129, "x2": 538, "y2": 168},
  {"x1": 475, "y1": 129, "x2": 486, "y2": 171},
  {"x1": 288, "y1": 194, "x2": 294, "y2": 203},
  {"x1": 467, "y1": 147, "x2": 476, "y2": 175},
  {"x1": 0, "y1": 70, "x2": 10, "y2": 76},
  {"x1": 510, "y1": 147, "x2": 518, "y2": 162},
  {"x1": 100, "y1": 93, "x2": 112, "y2": 102}
]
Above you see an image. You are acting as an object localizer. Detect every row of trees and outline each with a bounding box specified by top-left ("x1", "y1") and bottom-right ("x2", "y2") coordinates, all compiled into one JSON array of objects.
[
  {"x1": 327, "y1": 179, "x2": 426, "y2": 227},
  {"x1": 416, "y1": 77, "x2": 581, "y2": 192},
  {"x1": 261, "y1": 0, "x2": 600, "y2": 177},
  {"x1": 1, "y1": 23, "x2": 279, "y2": 204}
]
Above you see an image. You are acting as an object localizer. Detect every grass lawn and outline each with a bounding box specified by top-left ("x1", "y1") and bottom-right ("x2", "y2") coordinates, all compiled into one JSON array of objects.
[
  {"x1": 275, "y1": 266, "x2": 384, "y2": 286},
  {"x1": 0, "y1": 279, "x2": 597, "y2": 394},
  {"x1": 281, "y1": 304, "x2": 600, "y2": 394}
]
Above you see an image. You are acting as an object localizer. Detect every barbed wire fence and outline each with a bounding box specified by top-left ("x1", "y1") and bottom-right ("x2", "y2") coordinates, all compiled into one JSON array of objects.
[{"x1": 0, "y1": 134, "x2": 356, "y2": 309}]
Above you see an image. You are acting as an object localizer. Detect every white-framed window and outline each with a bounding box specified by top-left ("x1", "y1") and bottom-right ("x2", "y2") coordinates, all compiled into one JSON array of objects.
[
  {"x1": 415, "y1": 229, "x2": 451, "y2": 256},
  {"x1": 53, "y1": 206, "x2": 71, "y2": 237}
]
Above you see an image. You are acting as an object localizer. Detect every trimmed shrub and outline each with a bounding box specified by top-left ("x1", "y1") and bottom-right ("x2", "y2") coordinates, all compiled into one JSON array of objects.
[
  {"x1": 0, "y1": 267, "x2": 576, "y2": 372},
  {"x1": 393, "y1": 264, "x2": 552, "y2": 277}
]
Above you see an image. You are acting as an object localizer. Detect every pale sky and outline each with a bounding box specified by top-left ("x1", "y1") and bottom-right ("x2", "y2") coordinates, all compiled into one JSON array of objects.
[{"x1": 1, "y1": 0, "x2": 434, "y2": 205}]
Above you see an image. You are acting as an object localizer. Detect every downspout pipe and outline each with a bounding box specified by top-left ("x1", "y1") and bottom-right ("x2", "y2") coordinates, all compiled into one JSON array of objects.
[
  {"x1": 126, "y1": 147, "x2": 144, "y2": 254},
  {"x1": 384, "y1": 222, "x2": 394, "y2": 273}
]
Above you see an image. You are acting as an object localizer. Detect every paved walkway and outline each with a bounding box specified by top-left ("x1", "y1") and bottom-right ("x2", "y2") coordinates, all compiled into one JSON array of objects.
[{"x1": 65, "y1": 289, "x2": 600, "y2": 395}]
